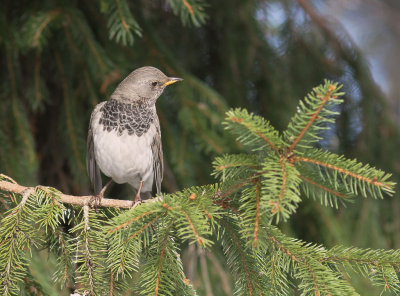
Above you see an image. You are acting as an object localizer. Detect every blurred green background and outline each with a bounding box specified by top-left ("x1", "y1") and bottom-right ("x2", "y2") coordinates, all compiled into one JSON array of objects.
[{"x1": 1, "y1": 0, "x2": 399, "y2": 294}]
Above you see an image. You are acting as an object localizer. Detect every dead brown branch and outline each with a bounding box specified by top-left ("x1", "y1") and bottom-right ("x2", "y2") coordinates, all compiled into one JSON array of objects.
[{"x1": 0, "y1": 179, "x2": 135, "y2": 209}]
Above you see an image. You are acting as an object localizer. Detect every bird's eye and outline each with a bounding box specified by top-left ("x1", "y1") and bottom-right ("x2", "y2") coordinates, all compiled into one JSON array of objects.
[{"x1": 151, "y1": 81, "x2": 158, "y2": 87}]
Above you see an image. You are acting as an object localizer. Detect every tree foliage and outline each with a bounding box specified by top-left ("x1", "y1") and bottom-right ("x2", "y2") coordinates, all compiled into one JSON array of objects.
[
  {"x1": 1, "y1": 81, "x2": 398, "y2": 295},
  {"x1": 1, "y1": 0, "x2": 400, "y2": 295}
]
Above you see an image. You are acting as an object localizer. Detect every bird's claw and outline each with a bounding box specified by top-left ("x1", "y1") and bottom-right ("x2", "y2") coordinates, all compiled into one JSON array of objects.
[{"x1": 89, "y1": 193, "x2": 103, "y2": 213}]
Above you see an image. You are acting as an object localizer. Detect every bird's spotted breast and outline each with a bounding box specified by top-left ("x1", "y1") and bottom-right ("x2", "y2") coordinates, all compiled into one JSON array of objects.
[{"x1": 98, "y1": 99, "x2": 155, "y2": 137}]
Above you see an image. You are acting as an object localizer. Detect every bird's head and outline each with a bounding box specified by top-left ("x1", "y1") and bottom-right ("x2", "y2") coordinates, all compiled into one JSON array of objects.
[{"x1": 111, "y1": 66, "x2": 182, "y2": 104}]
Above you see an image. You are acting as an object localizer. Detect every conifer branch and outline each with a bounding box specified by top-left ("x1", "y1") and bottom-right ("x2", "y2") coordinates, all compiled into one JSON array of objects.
[
  {"x1": 166, "y1": 0, "x2": 207, "y2": 27},
  {"x1": 104, "y1": 0, "x2": 142, "y2": 46},
  {"x1": 0, "y1": 183, "x2": 39, "y2": 295},
  {"x1": 253, "y1": 181, "x2": 260, "y2": 248},
  {"x1": 82, "y1": 205, "x2": 96, "y2": 294},
  {"x1": 108, "y1": 211, "x2": 157, "y2": 233},
  {"x1": 277, "y1": 157, "x2": 288, "y2": 213},
  {"x1": 294, "y1": 156, "x2": 392, "y2": 189},
  {"x1": 180, "y1": 208, "x2": 204, "y2": 245},
  {"x1": 229, "y1": 117, "x2": 278, "y2": 151},
  {"x1": 269, "y1": 231, "x2": 321, "y2": 294},
  {"x1": 32, "y1": 10, "x2": 61, "y2": 48},
  {"x1": 288, "y1": 84, "x2": 336, "y2": 152},
  {"x1": 228, "y1": 228, "x2": 254, "y2": 295},
  {"x1": 182, "y1": 0, "x2": 195, "y2": 15},
  {"x1": 154, "y1": 224, "x2": 172, "y2": 296},
  {"x1": 72, "y1": 207, "x2": 108, "y2": 295},
  {"x1": 266, "y1": 227, "x2": 360, "y2": 295},
  {"x1": 51, "y1": 230, "x2": 72, "y2": 288},
  {"x1": 115, "y1": 0, "x2": 130, "y2": 32},
  {"x1": 299, "y1": 175, "x2": 350, "y2": 198},
  {"x1": 126, "y1": 216, "x2": 161, "y2": 241},
  {"x1": 188, "y1": 193, "x2": 213, "y2": 219},
  {"x1": 225, "y1": 109, "x2": 280, "y2": 151}
]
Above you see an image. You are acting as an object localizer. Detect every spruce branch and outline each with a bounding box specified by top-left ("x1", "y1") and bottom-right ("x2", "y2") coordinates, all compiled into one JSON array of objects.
[
  {"x1": 0, "y1": 188, "x2": 40, "y2": 295},
  {"x1": 266, "y1": 226, "x2": 360, "y2": 296},
  {"x1": 49, "y1": 229, "x2": 73, "y2": 289},
  {"x1": 283, "y1": 81, "x2": 344, "y2": 153},
  {"x1": 218, "y1": 216, "x2": 270, "y2": 295},
  {"x1": 297, "y1": 164, "x2": 353, "y2": 208},
  {"x1": 224, "y1": 108, "x2": 281, "y2": 152},
  {"x1": 324, "y1": 246, "x2": 400, "y2": 291},
  {"x1": 163, "y1": 189, "x2": 217, "y2": 247},
  {"x1": 137, "y1": 221, "x2": 197, "y2": 296},
  {"x1": 22, "y1": 10, "x2": 62, "y2": 50},
  {"x1": 72, "y1": 206, "x2": 108, "y2": 295},
  {"x1": 260, "y1": 155, "x2": 302, "y2": 222},
  {"x1": 103, "y1": 0, "x2": 142, "y2": 46},
  {"x1": 293, "y1": 149, "x2": 395, "y2": 198},
  {"x1": 236, "y1": 183, "x2": 270, "y2": 250},
  {"x1": 166, "y1": 0, "x2": 208, "y2": 27},
  {"x1": 299, "y1": 175, "x2": 351, "y2": 204},
  {"x1": 253, "y1": 180, "x2": 261, "y2": 248},
  {"x1": 213, "y1": 153, "x2": 260, "y2": 182}
]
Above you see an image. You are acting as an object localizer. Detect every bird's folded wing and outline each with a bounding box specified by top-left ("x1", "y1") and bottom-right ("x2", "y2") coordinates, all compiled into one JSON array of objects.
[
  {"x1": 151, "y1": 123, "x2": 164, "y2": 196},
  {"x1": 86, "y1": 104, "x2": 103, "y2": 195}
]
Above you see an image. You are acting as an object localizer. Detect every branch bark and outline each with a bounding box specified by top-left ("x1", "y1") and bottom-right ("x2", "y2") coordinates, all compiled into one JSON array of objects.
[{"x1": 0, "y1": 179, "x2": 135, "y2": 209}]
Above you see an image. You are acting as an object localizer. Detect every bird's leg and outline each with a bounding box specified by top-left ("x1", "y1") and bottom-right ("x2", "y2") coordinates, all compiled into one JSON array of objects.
[
  {"x1": 134, "y1": 181, "x2": 144, "y2": 204},
  {"x1": 90, "y1": 179, "x2": 113, "y2": 210}
]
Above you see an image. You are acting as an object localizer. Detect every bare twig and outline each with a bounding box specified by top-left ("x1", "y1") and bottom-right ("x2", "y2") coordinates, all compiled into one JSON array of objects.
[{"x1": 0, "y1": 179, "x2": 136, "y2": 209}]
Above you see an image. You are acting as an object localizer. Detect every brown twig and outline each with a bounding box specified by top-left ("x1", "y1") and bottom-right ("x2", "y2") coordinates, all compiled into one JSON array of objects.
[{"x1": 0, "y1": 179, "x2": 135, "y2": 209}]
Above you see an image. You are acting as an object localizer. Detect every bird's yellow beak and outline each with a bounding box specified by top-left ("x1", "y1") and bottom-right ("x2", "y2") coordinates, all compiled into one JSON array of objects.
[{"x1": 162, "y1": 77, "x2": 183, "y2": 87}]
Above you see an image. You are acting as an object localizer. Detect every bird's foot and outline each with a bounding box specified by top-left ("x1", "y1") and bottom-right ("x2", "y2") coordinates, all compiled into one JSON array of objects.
[
  {"x1": 133, "y1": 181, "x2": 144, "y2": 206},
  {"x1": 89, "y1": 192, "x2": 103, "y2": 213},
  {"x1": 89, "y1": 179, "x2": 113, "y2": 212}
]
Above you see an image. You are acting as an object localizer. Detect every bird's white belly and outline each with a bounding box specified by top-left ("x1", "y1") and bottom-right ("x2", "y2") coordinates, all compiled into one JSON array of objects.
[{"x1": 92, "y1": 123, "x2": 156, "y2": 192}]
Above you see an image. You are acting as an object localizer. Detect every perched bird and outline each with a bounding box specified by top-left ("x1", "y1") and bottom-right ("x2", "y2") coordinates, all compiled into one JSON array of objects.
[{"x1": 86, "y1": 66, "x2": 182, "y2": 204}]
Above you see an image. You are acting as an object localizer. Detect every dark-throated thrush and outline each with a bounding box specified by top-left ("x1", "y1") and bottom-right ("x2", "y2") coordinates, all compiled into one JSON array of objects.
[{"x1": 86, "y1": 66, "x2": 182, "y2": 204}]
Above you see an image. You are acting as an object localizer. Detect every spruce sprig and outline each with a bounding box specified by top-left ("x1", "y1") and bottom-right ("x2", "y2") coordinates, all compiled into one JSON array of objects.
[
  {"x1": 0, "y1": 190, "x2": 40, "y2": 295},
  {"x1": 21, "y1": 10, "x2": 62, "y2": 51},
  {"x1": 71, "y1": 207, "x2": 109, "y2": 295},
  {"x1": 216, "y1": 80, "x2": 395, "y2": 223},
  {"x1": 217, "y1": 216, "x2": 270, "y2": 296},
  {"x1": 283, "y1": 82, "x2": 344, "y2": 152},
  {"x1": 166, "y1": 0, "x2": 208, "y2": 27},
  {"x1": 224, "y1": 108, "x2": 282, "y2": 152},
  {"x1": 137, "y1": 221, "x2": 197, "y2": 296},
  {"x1": 102, "y1": 0, "x2": 142, "y2": 46}
]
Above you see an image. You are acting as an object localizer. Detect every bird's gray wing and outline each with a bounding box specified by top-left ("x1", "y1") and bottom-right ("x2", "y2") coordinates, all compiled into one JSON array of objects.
[
  {"x1": 151, "y1": 121, "x2": 164, "y2": 196},
  {"x1": 86, "y1": 103, "x2": 105, "y2": 195}
]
